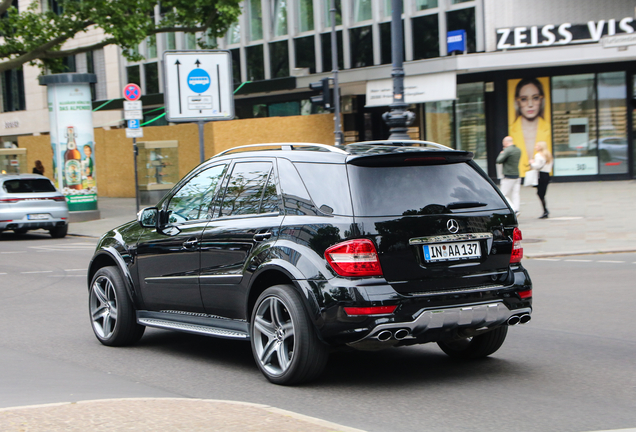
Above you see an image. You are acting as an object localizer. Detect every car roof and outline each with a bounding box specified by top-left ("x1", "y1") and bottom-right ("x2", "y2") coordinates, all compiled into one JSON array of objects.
[
  {"x1": 208, "y1": 141, "x2": 471, "y2": 164},
  {"x1": 0, "y1": 173, "x2": 50, "y2": 182}
]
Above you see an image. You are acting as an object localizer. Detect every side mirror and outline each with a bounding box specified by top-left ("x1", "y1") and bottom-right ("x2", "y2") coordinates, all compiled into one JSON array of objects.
[{"x1": 138, "y1": 207, "x2": 159, "y2": 229}]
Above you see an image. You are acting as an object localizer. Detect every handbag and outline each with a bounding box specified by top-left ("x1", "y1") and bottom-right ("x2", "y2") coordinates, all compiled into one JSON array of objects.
[{"x1": 524, "y1": 168, "x2": 539, "y2": 187}]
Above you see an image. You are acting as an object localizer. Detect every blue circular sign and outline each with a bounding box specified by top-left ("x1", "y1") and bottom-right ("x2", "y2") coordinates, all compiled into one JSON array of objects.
[{"x1": 187, "y1": 69, "x2": 211, "y2": 94}]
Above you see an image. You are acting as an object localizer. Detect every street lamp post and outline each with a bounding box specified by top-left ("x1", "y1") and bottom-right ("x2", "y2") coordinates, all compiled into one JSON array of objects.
[
  {"x1": 330, "y1": 0, "x2": 344, "y2": 146},
  {"x1": 382, "y1": 0, "x2": 415, "y2": 142}
]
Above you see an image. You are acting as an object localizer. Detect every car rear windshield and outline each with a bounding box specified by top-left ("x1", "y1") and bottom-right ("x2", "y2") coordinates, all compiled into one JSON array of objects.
[
  {"x1": 3, "y1": 179, "x2": 57, "y2": 193},
  {"x1": 347, "y1": 162, "x2": 508, "y2": 217}
]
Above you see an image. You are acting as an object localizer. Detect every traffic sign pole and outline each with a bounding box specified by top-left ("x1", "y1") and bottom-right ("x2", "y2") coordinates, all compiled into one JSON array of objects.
[
  {"x1": 123, "y1": 83, "x2": 143, "y2": 213},
  {"x1": 198, "y1": 120, "x2": 205, "y2": 163}
]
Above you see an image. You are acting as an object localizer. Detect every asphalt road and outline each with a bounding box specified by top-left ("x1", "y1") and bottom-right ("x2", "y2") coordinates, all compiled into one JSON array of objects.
[{"x1": 1, "y1": 232, "x2": 635, "y2": 432}]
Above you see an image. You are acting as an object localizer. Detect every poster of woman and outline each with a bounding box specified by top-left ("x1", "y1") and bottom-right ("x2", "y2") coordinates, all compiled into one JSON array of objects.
[{"x1": 507, "y1": 77, "x2": 552, "y2": 177}]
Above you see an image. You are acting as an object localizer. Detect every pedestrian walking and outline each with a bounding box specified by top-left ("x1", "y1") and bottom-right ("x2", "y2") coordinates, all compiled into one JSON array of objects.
[
  {"x1": 529, "y1": 141, "x2": 553, "y2": 219},
  {"x1": 32, "y1": 160, "x2": 45, "y2": 175},
  {"x1": 496, "y1": 136, "x2": 522, "y2": 214}
]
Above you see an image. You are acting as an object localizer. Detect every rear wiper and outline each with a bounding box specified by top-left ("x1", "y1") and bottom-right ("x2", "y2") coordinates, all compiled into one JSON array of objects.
[{"x1": 446, "y1": 201, "x2": 488, "y2": 210}]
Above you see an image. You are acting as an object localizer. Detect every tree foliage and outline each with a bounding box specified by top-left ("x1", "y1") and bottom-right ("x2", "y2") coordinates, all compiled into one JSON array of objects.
[{"x1": 0, "y1": 0, "x2": 242, "y2": 73}]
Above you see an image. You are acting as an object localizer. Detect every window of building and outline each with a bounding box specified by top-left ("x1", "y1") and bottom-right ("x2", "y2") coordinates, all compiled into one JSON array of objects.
[
  {"x1": 227, "y1": 22, "x2": 241, "y2": 45},
  {"x1": 446, "y1": 7, "x2": 475, "y2": 53},
  {"x1": 382, "y1": 0, "x2": 403, "y2": 17},
  {"x1": 321, "y1": 31, "x2": 343, "y2": 71},
  {"x1": 62, "y1": 55, "x2": 76, "y2": 72},
  {"x1": 185, "y1": 33, "x2": 197, "y2": 50},
  {"x1": 144, "y1": 62, "x2": 159, "y2": 94},
  {"x1": 146, "y1": 36, "x2": 157, "y2": 59},
  {"x1": 353, "y1": 0, "x2": 372, "y2": 23},
  {"x1": 597, "y1": 72, "x2": 628, "y2": 175},
  {"x1": 552, "y1": 74, "x2": 597, "y2": 176},
  {"x1": 451, "y1": 0, "x2": 472, "y2": 4},
  {"x1": 415, "y1": 0, "x2": 437, "y2": 10},
  {"x1": 456, "y1": 82, "x2": 487, "y2": 171},
  {"x1": 126, "y1": 65, "x2": 141, "y2": 87},
  {"x1": 269, "y1": 101, "x2": 300, "y2": 116},
  {"x1": 425, "y1": 100, "x2": 454, "y2": 148},
  {"x1": 298, "y1": 0, "x2": 314, "y2": 32},
  {"x1": 1, "y1": 68, "x2": 25, "y2": 112},
  {"x1": 230, "y1": 48, "x2": 242, "y2": 87},
  {"x1": 350, "y1": 26, "x2": 373, "y2": 68},
  {"x1": 380, "y1": 21, "x2": 405, "y2": 64},
  {"x1": 43, "y1": 0, "x2": 62, "y2": 14},
  {"x1": 270, "y1": 40, "x2": 289, "y2": 78},
  {"x1": 411, "y1": 14, "x2": 439, "y2": 60},
  {"x1": 249, "y1": 0, "x2": 263, "y2": 41},
  {"x1": 272, "y1": 0, "x2": 288, "y2": 37},
  {"x1": 165, "y1": 32, "x2": 176, "y2": 50},
  {"x1": 323, "y1": 0, "x2": 342, "y2": 28},
  {"x1": 86, "y1": 50, "x2": 97, "y2": 101},
  {"x1": 294, "y1": 36, "x2": 316, "y2": 74},
  {"x1": 246, "y1": 45, "x2": 265, "y2": 81}
]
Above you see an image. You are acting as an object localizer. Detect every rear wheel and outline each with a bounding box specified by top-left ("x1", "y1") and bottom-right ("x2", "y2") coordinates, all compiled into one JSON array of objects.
[
  {"x1": 250, "y1": 284, "x2": 328, "y2": 385},
  {"x1": 437, "y1": 326, "x2": 508, "y2": 359},
  {"x1": 49, "y1": 224, "x2": 68, "y2": 238},
  {"x1": 89, "y1": 266, "x2": 145, "y2": 346}
]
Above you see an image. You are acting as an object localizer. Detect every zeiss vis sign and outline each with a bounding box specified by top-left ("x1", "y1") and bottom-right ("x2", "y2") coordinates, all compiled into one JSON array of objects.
[{"x1": 497, "y1": 17, "x2": 635, "y2": 50}]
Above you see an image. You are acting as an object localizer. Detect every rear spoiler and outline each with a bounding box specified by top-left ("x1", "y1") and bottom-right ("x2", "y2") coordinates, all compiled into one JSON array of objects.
[{"x1": 346, "y1": 150, "x2": 474, "y2": 167}]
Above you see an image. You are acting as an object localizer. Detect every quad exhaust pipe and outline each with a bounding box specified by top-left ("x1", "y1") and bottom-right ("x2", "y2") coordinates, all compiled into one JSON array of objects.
[{"x1": 507, "y1": 314, "x2": 531, "y2": 326}]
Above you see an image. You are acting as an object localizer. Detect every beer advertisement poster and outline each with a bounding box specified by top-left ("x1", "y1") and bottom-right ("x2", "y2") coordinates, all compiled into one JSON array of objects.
[{"x1": 47, "y1": 83, "x2": 97, "y2": 211}]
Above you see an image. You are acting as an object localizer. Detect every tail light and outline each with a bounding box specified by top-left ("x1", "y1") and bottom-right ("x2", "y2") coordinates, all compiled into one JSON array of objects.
[
  {"x1": 324, "y1": 239, "x2": 383, "y2": 277},
  {"x1": 0, "y1": 198, "x2": 20, "y2": 203},
  {"x1": 510, "y1": 227, "x2": 523, "y2": 263},
  {"x1": 52, "y1": 196, "x2": 66, "y2": 202}
]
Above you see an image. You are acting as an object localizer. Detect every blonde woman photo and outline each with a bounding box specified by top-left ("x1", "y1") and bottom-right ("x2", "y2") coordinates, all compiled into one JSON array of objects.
[{"x1": 529, "y1": 141, "x2": 553, "y2": 219}]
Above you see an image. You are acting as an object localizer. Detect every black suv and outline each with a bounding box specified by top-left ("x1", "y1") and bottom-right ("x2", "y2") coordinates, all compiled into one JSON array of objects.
[{"x1": 87, "y1": 141, "x2": 532, "y2": 385}]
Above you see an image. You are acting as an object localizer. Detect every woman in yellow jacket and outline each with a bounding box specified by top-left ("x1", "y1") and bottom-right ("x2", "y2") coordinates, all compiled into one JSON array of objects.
[{"x1": 509, "y1": 78, "x2": 552, "y2": 177}]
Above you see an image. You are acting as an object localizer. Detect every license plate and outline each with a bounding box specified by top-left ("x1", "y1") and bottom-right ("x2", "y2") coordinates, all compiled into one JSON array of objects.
[
  {"x1": 27, "y1": 214, "x2": 49, "y2": 220},
  {"x1": 423, "y1": 241, "x2": 481, "y2": 262}
]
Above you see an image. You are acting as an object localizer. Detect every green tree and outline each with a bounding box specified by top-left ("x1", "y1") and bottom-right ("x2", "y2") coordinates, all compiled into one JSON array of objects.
[{"x1": 0, "y1": 0, "x2": 241, "y2": 73}]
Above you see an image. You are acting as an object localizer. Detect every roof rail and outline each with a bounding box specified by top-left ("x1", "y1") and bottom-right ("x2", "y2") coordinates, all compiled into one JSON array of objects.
[
  {"x1": 213, "y1": 143, "x2": 348, "y2": 157},
  {"x1": 350, "y1": 140, "x2": 452, "y2": 150}
]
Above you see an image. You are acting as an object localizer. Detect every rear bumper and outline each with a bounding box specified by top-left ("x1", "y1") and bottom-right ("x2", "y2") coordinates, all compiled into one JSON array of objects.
[{"x1": 0, "y1": 218, "x2": 68, "y2": 231}]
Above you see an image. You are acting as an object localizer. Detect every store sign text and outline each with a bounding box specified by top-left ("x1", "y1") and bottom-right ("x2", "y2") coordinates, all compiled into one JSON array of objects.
[
  {"x1": 496, "y1": 17, "x2": 634, "y2": 50},
  {"x1": 3, "y1": 121, "x2": 19, "y2": 129}
]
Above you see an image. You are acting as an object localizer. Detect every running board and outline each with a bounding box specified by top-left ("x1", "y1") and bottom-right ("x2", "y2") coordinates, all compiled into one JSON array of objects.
[{"x1": 138, "y1": 317, "x2": 249, "y2": 340}]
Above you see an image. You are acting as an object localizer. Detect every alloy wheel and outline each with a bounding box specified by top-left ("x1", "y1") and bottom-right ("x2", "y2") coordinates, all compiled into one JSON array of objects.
[
  {"x1": 252, "y1": 296, "x2": 296, "y2": 376},
  {"x1": 90, "y1": 275, "x2": 118, "y2": 339}
]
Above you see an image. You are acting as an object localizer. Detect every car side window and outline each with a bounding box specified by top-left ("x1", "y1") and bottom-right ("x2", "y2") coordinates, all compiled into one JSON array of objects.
[
  {"x1": 167, "y1": 164, "x2": 227, "y2": 224},
  {"x1": 219, "y1": 162, "x2": 277, "y2": 217}
]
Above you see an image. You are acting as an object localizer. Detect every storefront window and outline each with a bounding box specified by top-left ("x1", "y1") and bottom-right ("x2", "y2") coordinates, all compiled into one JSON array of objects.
[
  {"x1": 597, "y1": 72, "x2": 628, "y2": 175},
  {"x1": 425, "y1": 100, "x2": 454, "y2": 147},
  {"x1": 456, "y1": 82, "x2": 487, "y2": 171},
  {"x1": 552, "y1": 74, "x2": 598, "y2": 176}
]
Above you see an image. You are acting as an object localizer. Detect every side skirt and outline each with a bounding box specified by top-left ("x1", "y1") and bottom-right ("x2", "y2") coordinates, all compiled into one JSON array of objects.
[{"x1": 137, "y1": 310, "x2": 250, "y2": 340}]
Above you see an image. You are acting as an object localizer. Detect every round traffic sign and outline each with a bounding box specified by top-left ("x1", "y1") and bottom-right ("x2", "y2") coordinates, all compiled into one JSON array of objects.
[
  {"x1": 187, "y1": 69, "x2": 211, "y2": 94},
  {"x1": 123, "y1": 83, "x2": 142, "y2": 101}
]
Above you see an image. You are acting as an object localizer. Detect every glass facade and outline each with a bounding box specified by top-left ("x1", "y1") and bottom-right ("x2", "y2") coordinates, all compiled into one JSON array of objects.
[
  {"x1": 321, "y1": 31, "x2": 344, "y2": 71},
  {"x1": 272, "y1": 0, "x2": 288, "y2": 37},
  {"x1": 456, "y1": 82, "x2": 487, "y2": 171},
  {"x1": 298, "y1": 0, "x2": 314, "y2": 32},
  {"x1": 353, "y1": 0, "x2": 372, "y2": 23},
  {"x1": 350, "y1": 26, "x2": 373, "y2": 68},
  {"x1": 249, "y1": 0, "x2": 263, "y2": 41},
  {"x1": 425, "y1": 101, "x2": 454, "y2": 148},
  {"x1": 246, "y1": 45, "x2": 265, "y2": 81},
  {"x1": 294, "y1": 36, "x2": 316, "y2": 74},
  {"x1": 412, "y1": 14, "x2": 439, "y2": 60},
  {"x1": 270, "y1": 40, "x2": 290, "y2": 78}
]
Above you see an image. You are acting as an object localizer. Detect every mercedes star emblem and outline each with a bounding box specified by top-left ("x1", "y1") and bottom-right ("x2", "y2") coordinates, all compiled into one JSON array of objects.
[{"x1": 447, "y1": 219, "x2": 459, "y2": 234}]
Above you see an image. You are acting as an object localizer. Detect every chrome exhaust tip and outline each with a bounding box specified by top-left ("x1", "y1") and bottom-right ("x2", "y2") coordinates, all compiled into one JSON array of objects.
[
  {"x1": 394, "y1": 329, "x2": 410, "y2": 340},
  {"x1": 519, "y1": 314, "x2": 531, "y2": 324},
  {"x1": 377, "y1": 330, "x2": 393, "y2": 341},
  {"x1": 507, "y1": 315, "x2": 521, "y2": 326}
]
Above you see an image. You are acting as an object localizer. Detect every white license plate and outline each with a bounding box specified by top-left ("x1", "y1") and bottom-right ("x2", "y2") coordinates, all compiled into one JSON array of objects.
[
  {"x1": 423, "y1": 241, "x2": 481, "y2": 262},
  {"x1": 27, "y1": 214, "x2": 49, "y2": 220}
]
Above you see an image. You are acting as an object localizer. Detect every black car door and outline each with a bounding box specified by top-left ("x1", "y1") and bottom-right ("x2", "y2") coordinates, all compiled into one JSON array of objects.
[
  {"x1": 199, "y1": 159, "x2": 283, "y2": 320},
  {"x1": 135, "y1": 163, "x2": 228, "y2": 312}
]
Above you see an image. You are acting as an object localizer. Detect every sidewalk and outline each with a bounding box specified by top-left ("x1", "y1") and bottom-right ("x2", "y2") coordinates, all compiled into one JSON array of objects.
[{"x1": 70, "y1": 180, "x2": 636, "y2": 258}]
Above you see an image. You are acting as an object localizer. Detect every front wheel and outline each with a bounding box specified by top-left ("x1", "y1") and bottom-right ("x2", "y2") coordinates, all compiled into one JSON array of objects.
[
  {"x1": 250, "y1": 285, "x2": 328, "y2": 385},
  {"x1": 89, "y1": 266, "x2": 145, "y2": 346},
  {"x1": 437, "y1": 326, "x2": 508, "y2": 359}
]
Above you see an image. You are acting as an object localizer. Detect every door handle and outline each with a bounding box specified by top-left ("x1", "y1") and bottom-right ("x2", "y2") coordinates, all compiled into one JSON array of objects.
[
  {"x1": 183, "y1": 238, "x2": 199, "y2": 249},
  {"x1": 253, "y1": 232, "x2": 272, "y2": 242}
]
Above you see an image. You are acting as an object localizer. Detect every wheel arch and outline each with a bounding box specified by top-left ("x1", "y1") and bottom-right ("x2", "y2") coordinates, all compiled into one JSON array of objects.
[{"x1": 88, "y1": 247, "x2": 140, "y2": 309}]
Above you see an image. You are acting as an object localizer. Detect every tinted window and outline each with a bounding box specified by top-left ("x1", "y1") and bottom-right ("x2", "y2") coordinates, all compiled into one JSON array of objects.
[
  {"x1": 294, "y1": 162, "x2": 353, "y2": 216},
  {"x1": 167, "y1": 164, "x2": 227, "y2": 224},
  {"x1": 219, "y1": 162, "x2": 275, "y2": 216},
  {"x1": 277, "y1": 159, "x2": 317, "y2": 215},
  {"x1": 348, "y1": 163, "x2": 508, "y2": 217},
  {"x1": 3, "y1": 179, "x2": 56, "y2": 193}
]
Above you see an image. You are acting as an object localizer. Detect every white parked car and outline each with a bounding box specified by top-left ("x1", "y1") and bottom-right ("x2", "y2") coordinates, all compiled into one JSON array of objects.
[{"x1": 0, "y1": 174, "x2": 69, "y2": 238}]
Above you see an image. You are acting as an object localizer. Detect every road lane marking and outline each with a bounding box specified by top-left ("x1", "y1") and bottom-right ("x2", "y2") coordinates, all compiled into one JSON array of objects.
[
  {"x1": 50, "y1": 275, "x2": 85, "y2": 277},
  {"x1": 0, "y1": 251, "x2": 26, "y2": 254},
  {"x1": 65, "y1": 269, "x2": 86, "y2": 272},
  {"x1": 565, "y1": 259, "x2": 592, "y2": 262},
  {"x1": 598, "y1": 260, "x2": 625, "y2": 263},
  {"x1": 21, "y1": 271, "x2": 53, "y2": 274},
  {"x1": 534, "y1": 258, "x2": 561, "y2": 261},
  {"x1": 0, "y1": 273, "x2": 6, "y2": 275}
]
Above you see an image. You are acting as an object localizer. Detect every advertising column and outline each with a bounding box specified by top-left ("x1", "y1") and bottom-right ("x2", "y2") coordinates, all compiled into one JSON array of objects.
[{"x1": 39, "y1": 73, "x2": 99, "y2": 215}]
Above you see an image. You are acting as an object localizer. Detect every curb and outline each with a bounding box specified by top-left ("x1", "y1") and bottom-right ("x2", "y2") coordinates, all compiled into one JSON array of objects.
[{"x1": 0, "y1": 398, "x2": 367, "y2": 432}]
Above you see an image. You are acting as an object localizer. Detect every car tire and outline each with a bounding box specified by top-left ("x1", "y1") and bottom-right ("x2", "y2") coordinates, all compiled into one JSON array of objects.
[
  {"x1": 89, "y1": 266, "x2": 145, "y2": 346},
  {"x1": 437, "y1": 326, "x2": 508, "y2": 359},
  {"x1": 250, "y1": 284, "x2": 328, "y2": 385},
  {"x1": 49, "y1": 224, "x2": 68, "y2": 238},
  {"x1": 13, "y1": 228, "x2": 28, "y2": 235}
]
